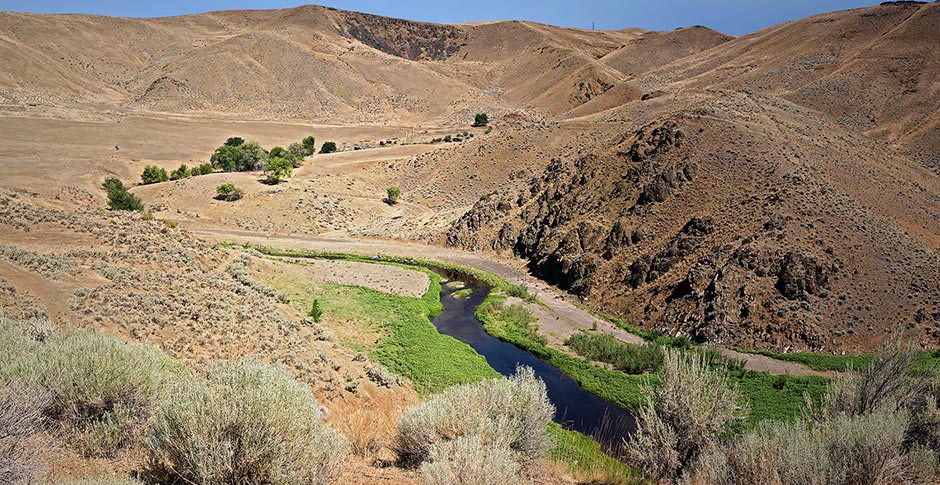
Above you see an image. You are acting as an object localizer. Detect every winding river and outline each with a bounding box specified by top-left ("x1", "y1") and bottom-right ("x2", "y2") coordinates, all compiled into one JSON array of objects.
[{"x1": 431, "y1": 272, "x2": 636, "y2": 451}]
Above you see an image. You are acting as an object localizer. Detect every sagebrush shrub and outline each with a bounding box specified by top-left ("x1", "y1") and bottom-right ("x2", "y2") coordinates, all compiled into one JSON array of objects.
[
  {"x1": 419, "y1": 436, "x2": 521, "y2": 485},
  {"x1": 397, "y1": 365, "x2": 553, "y2": 467},
  {"x1": 624, "y1": 349, "x2": 745, "y2": 482},
  {"x1": 9, "y1": 328, "x2": 180, "y2": 457},
  {"x1": 145, "y1": 359, "x2": 346, "y2": 485}
]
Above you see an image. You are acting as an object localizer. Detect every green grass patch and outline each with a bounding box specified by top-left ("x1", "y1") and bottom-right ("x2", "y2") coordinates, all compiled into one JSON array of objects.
[
  {"x1": 452, "y1": 288, "x2": 473, "y2": 298},
  {"x1": 728, "y1": 371, "x2": 828, "y2": 433},
  {"x1": 547, "y1": 423, "x2": 645, "y2": 484},
  {"x1": 309, "y1": 273, "x2": 497, "y2": 394}
]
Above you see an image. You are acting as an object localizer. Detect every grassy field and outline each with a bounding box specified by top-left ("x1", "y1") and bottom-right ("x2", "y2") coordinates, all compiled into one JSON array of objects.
[{"x1": 297, "y1": 272, "x2": 499, "y2": 394}]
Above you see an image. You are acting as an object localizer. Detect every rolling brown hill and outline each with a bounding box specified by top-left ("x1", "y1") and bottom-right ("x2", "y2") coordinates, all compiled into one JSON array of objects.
[
  {"x1": 2, "y1": 2, "x2": 939, "y2": 354},
  {"x1": 445, "y1": 2, "x2": 940, "y2": 352}
]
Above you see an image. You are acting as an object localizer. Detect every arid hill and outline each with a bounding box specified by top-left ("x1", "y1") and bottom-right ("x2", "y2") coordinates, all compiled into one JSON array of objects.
[{"x1": 1, "y1": 2, "x2": 939, "y2": 355}]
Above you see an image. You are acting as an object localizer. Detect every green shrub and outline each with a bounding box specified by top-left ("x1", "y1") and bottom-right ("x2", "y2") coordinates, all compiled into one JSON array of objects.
[
  {"x1": 102, "y1": 178, "x2": 143, "y2": 212},
  {"x1": 504, "y1": 283, "x2": 535, "y2": 302},
  {"x1": 140, "y1": 165, "x2": 168, "y2": 185},
  {"x1": 190, "y1": 162, "x2": 213, "y2": 176},
  {"x1": 443, "y1": 135, "x2": 452, "y2": 143},
  {"x1": 169, "y1": 164, "x2": 190, "y2": 181},
  {"x1": 215, "y1": 183, "x2": 242, "y2": 202},
  {"x1": 397, "y1": 366, "x2": 553, "y2": 468},
  {"x1": 386, "y1": 186, "x2": 401, "y2": 204},
  {"x1": 319, "y1": 141, "x2": 337, "y2": 154},
  {"x1": 7, "y1": 328, "x2": 180, "y2": 457},
  {"x1": 302, "y1": 135, "x2": 317, "y2": 154},
  {"x1": 224, "y1": 136, "x2": 245, "y2": 147},
  {"x1": 472, "y1": 113, "x2": 489, "y2": 127},
  {"x1": 565, "y1": 332, "x2": 662, "y2": 374},
  {"x1": 265, "y1": 156, "x2": 293, "y2": 184},
  {"x1": 145, "y1": 359, "x2": 346, "y2": 485}
]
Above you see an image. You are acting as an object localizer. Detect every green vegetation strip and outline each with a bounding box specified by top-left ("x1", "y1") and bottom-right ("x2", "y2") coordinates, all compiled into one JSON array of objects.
[
  {"x1": 738, "y1": 348, "x2": 940, "y2": 374},
  {"x1": 477, "y1": 294, "x2": 650, "y2": 411},
  {"x1": 244, "y1": 244, "x2": 830, "y2": 430}
]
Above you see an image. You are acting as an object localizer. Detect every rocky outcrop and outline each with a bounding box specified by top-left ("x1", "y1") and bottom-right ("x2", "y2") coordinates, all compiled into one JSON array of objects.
[{"x1": 627, "y1": 217, "x2": 714, "y2": 288}]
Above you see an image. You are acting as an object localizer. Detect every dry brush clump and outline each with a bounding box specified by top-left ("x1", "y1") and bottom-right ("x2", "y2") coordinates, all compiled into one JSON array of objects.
[
  {"x1": 624, "y1": 348, "x2": 746, "y2": 483},
  {"x1": 396, "y1": 366, "x2": 554, "y2": 483},
  {"x1": 4, "y1": 326, "x2": 182, "y2": 458},
  {"x1": 0, "y1": 381, "x2": 50, "y2": 484},
  {"x1": 683, "y1": 339, "x2": 940, "y2": 485},
  {"x1": 144, "y1": 358, "x2": 346, "y2": 485}
]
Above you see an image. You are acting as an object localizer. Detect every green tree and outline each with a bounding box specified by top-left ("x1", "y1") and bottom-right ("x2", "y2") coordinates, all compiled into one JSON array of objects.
[
  {"x1": 141, "y1": 165, "x2": 169, "y2": 185},
  {"x1": 170, "y1": 164, "x2": 191, "y2": 181},
  {"x1": 194, "y1": 163, "x2": 214, "y2": 176},
  {"x1": 269, "y1": 146, "x2": 300, "y2": 167},
  {"x1": 224, "y1": 137, "x2": 245, "y2": 147},
  {"x1": 103, "y1": 178, "x2": 144, "y2": 211},
  {"x1": 211, "y1": 141, "x2": 268, "y2": 172},
  {"x1": 472, "y1": 113, "x2": 489, "y2": 127},
  {"x1": 265, "y1": 156, "x2": 293, "y2": 184},
  {"x1": 302, "y1": 136, "x2": 317, "y2": 154},
  {"x1": 308, "y1": 299, "x2": 322, "y2": 323},
  {"x1": 386, "y1": 186, "x2": 401, "y2": 204},
  {"x1": 211, "y1": 145, "x2": 242, "y2": 172},
  {"x1": 319, "y1": 141, "x2": 337, "y2": 154}
]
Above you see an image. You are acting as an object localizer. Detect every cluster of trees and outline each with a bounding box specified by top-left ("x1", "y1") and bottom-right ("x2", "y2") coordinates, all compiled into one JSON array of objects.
[
  {"x1": 472, "y1": 112, "x2": 489, "y2": 127},
  {"x1": 141, "y1": 163, "x2": 213, "y2": 185},
  {"x1": 208, "y1": 136, "x2": 335, "y2": 184}
]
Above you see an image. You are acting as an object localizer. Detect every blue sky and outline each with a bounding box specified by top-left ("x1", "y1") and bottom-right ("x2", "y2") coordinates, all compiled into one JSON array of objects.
[{"x1": 0, "y1": 1, "x2": 885, "y2": 35}]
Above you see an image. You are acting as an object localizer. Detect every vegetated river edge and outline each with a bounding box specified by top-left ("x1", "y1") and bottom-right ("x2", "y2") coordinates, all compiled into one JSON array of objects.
[{"x1": 430, "y1": 269, "x2": 636, "y2": 450}]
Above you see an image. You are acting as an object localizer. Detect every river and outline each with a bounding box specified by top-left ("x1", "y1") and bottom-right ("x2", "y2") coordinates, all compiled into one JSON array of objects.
[{"x1": 431, "y1": 272, "x2": 637, "y2": 452}]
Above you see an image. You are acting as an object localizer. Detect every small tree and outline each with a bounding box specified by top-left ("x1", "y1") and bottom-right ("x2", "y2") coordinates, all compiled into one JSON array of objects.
[
  {"x1": 269, "y1": 146, "x2": 301, "y2": 168},
  {"x1": 215, "y1": 183, "x2": 242, "y2": 202},
  {"x1": 319, "y1": 142, "x2": 337, "y2": 154},
  {"x1": 308, "y1": 299, "x2": 322, "y2": 323},
  {"x1": 170, "y1": 164, "x2": 190, "y2": 181},
  {"x1": 141, "y1": 165, "x2": 169, "y2": 185},
  {"x1": 302, "y1": 136, "x2": 317, "y2": 154},
  {"x1": 386, "y1": 186, "x2": 401, "y2": 205},
  {"x1": 194, "y1": 163, "x2": 214, "y2": 176},
  {"x1": 265, "y1": 156, "x2": 293, "y2": 184},
  {"x1": 472, "y1": 113, "x2": 489, "y2": 127},
  {"x1": 224, "y1": 137, "x2": 245, "y2": 147},
  {"x1": 103, "y1": 178, "x2": 144, "y2": 211}
]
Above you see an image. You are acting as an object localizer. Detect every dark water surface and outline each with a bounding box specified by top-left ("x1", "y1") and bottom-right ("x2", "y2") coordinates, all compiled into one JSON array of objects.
[{"x1": 430, "y1": 274, "x2": 636, "y2": 450}]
